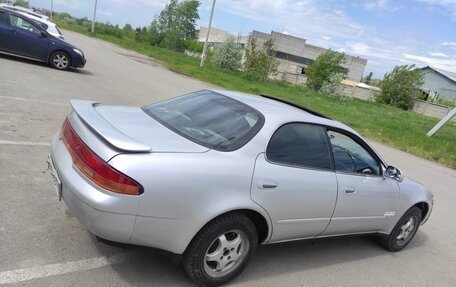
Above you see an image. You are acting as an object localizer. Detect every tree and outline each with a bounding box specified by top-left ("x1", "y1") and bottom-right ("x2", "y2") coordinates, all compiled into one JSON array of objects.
[
  {"x1": 135, "y1": 26, "x2": 149, "y2": 42},
  {"x1": 305, "y1": 50, "x2": 347, "y2": 92},
  {"x1": 375, "y1": 64, "x2": 423, "y2": 110},
  {"x1": 211, "y1": 37, "x2": 242, "y2": 70},
  {"x1": 363, "y1": 72, "x2": 373, "y2": 85},
  {"x1": 244, "y1": 36, "x2": 279, "y2": 80},
  {"x1": 14, "y1": 0, "x2": 29, "y2": 7},
  {"x1": 151, "y1": 0, "x2": 200, "y2": 51},
  {"x1": 123, "y1": 24, "x2": 135, "y2": 38}
]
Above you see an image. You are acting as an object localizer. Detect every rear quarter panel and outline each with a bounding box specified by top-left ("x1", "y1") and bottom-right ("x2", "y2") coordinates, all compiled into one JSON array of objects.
[{"x1": 108, "y1": 149, "x2": 272, "y2": 254}]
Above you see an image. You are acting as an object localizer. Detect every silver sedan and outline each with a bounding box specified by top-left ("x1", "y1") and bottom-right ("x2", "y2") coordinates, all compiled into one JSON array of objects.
[{"x1": 48, "y1": 90, "x2": 433, "y2": 286}]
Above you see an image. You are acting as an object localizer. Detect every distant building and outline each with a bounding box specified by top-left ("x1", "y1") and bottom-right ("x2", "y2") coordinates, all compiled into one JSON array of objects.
[
  {"x1": 198, "y1": 27, "x2": 244, "y2": 46},
  {"x1": 419, "y1": 66, "x2": 456, "y2": 102},
  {"x1": 197, "y1": 28, "x2": 367, "y2": 84},
  {"x1": 251, "y1": 31, "x2": 367, "y2": 83}
]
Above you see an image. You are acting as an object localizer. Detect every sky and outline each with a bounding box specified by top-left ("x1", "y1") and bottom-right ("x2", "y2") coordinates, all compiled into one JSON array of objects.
[{"x1": 28, "y1": 0, "x2": 456, "y2": 78}]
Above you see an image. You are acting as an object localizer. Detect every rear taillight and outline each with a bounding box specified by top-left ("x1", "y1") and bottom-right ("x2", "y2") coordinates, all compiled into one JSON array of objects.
[{"x1": 61, "y1": 118, "x2": 142, "y2": 195}]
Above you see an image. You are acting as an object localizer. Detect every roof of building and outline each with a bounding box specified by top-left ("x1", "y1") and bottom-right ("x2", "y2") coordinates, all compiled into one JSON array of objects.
[{"x1": 421, "y1": 66, "x2": 456, "y2": 84}]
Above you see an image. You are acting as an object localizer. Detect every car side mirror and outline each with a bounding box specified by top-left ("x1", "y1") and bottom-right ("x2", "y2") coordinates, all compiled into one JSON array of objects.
[
  {"x1": 39, "y1": 31, "x2": 47, "y2": 38},
  {"x1": 384, "y1": 166, "x2": 404, "y2": 182}
]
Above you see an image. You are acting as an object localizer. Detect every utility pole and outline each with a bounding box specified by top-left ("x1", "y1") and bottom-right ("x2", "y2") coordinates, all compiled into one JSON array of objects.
[
  {"x1": 50, "y1": 0, "x2": 53, "y2": 20},
  {"x1": 200, "y1": 0, "x2": 216, "y2": 68},
  {"x1": 91, "y1": 0, "x2": 98, "y2": 33}
]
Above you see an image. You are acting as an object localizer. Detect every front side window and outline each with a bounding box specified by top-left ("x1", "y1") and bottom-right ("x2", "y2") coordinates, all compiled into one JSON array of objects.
[
  {"x1": 9, "y1": 15, "x2": 40, "y2": 34},
  {"x1": 142, "y1": 90, "x2": 265, "y2": 151},
  {"x1": 327, "y1": 130, "x2": 381, "y2": 176},
  {"x1": 266, "y1": 123, "x2": 332, "y2": 170}
]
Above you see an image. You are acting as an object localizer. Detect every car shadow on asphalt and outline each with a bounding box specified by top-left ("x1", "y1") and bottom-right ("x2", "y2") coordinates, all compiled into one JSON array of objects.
[
  {"x1": 0, "y1": 54, "x2": 94, "y2": 75},
  {"x1": 71, "y1": 68, "x2": 94, "y2": 76},
  {"x1": 88, "y1": 231, "x2": 428, "y2": 286}
]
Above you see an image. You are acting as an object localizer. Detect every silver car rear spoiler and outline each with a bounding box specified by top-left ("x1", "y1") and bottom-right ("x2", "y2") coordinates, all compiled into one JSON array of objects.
[{"x1": 70, "y1": 99, "x2": 151, "y2": 152}]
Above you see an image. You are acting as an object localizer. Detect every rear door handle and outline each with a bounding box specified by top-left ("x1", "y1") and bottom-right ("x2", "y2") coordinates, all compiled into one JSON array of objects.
[
  {"x1": 258, "y1": 180, "x2": 278, "y2": 189},
  {"x1": 343, "y1": 187, "x2": 356, "y2": 194}
]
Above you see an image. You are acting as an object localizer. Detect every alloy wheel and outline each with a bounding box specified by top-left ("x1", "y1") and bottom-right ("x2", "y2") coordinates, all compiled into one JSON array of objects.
[{"x1": 203, "y1": 229, "x2": 250, "y2": 278}]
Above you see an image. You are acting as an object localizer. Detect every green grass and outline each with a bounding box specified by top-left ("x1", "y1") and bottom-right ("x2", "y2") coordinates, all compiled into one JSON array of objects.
[{"x1": 58, "y1": 23, "x2": 456, "y2": 169}]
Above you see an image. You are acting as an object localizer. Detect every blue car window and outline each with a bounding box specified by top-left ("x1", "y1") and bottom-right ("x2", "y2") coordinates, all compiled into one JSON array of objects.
[
  {"x1": 0, "y1": 11, "x2": 6, "y2": 24},
  {"x1": 9, "y1": 15, "x2": 40, "y2": 34}
]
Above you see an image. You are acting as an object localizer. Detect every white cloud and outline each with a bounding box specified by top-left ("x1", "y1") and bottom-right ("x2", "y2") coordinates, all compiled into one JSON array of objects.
[
  {"x1": 402, "y1": 53, "x2": 456, "y2": 72},
  {"x1": 97, "y1": 9, "x2": 113, "y2": 17},
  {"x1": 430, "y1": 52, "x2": 449, "y2": 57},
  {"x1": 442, "y1": 42, "x2": 456, "y2": 48},
  {"x1": 108, "y1": 0, "x2": 167, "y2": 9},
  {"x1": 416, "y1": 0, "x2": 456, "y2": 18},
  {"x1": 364, "y1": 0, "x2": 399, "y2": 12},
  {"x1": 217, "y1": 0, "x2": 371, "y2": 42},
  {"x1": 54, "y1": 0, "x2": 81, "y2": 10}
]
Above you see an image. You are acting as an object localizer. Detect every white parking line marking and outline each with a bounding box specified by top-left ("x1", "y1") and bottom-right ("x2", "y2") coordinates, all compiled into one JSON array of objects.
[
  {"x1": 0, "y1": 95, "x2": 68, "y2": 106},
  {"x1": 0, "y1": 253, "x2": 131, "y2": 285},
  {"x1": 0, "y1": 140, "x2": 51, "y2": 147}
]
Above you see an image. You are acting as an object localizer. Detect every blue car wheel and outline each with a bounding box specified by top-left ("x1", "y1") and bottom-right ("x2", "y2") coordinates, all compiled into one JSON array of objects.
[{"x1": 50, "y1": 51, "x2": 70, "y2": 70}]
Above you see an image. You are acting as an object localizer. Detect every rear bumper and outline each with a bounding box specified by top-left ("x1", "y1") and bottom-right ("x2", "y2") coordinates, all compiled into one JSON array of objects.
[{"x1": 49, "y1": 134, "x2": 136, "y2": 243}]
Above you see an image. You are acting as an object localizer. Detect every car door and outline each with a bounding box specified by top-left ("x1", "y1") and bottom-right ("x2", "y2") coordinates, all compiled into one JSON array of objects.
[
  {"x1": 6, "y1": 13, "x2": 48, "y2": 60},
  {"x1": 322, "y1": 129, "x2": 399, "y2": 236},
  {"x1": 0, "y1": 10, "x2": 8, "y2": 51},
  {"x1": 251, "y1": 123, "x2": 338, "y2": 242}
]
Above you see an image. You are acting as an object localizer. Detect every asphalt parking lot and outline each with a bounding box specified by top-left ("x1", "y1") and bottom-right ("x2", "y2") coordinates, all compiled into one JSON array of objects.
[{"x1": 1, "y1": 30, "x2": 455, "y2": 286}]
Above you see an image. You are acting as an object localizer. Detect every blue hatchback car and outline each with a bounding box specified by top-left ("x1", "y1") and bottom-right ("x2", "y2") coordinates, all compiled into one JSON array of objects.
[{"x1": 0, "y1": 8, "x2": 86, "y2": 70}]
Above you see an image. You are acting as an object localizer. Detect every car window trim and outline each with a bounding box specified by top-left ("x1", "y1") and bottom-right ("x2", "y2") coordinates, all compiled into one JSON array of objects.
[
  {"x1": 264, "y1": 121, "x2": 335, "y2": 172},
  {"x1": 325, "y1": 127, "x2": 384, "y2": 177}
]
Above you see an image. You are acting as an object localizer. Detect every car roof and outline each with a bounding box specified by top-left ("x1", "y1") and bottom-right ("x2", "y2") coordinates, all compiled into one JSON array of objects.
[
  {"x1": 0, "y1": 4, "x2": 48, "y2": 19},
  {"x1": 16, "y1": 10, "x2": 55, "y2": 26},
  {"x1": 211, "y1": 89, "x2": 361, "y2": 136}
]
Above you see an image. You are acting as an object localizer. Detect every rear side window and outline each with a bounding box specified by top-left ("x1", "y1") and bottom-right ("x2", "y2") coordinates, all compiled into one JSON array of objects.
[
  {"x1": 0, "y1": 11, "x2": 6, "y2": 24},
  {"x1": 267, "y1": 123, "x2": 332, "y2": 170},
  {"x1": 142, "y1": 90, "x2": 265, "y2": 151},
  {"x1": 32, "y1": 19, "x2": 48, "y2": 30}
]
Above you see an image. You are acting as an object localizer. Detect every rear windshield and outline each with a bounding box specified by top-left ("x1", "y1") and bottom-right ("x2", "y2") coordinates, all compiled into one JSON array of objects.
[{"x1": 142, "y1": 90, "x2": 265, "y2": 151}]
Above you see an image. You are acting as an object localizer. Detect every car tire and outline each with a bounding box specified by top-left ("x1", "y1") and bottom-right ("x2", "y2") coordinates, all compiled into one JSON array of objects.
[
  {"x1": 379, "y1": 207, "x2": 422, "y2": 252},
  {"x1": 50, "y1": 51, "x2": 71, "y2": 70},
  {"x1": 183, "y1": 213, "x2": 258, "y2": 286}
]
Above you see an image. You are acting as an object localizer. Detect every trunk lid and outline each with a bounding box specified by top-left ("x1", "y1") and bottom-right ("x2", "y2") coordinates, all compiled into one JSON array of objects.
[{"x1": 71, "y1": 100, "x2": 209, "y2": 154}]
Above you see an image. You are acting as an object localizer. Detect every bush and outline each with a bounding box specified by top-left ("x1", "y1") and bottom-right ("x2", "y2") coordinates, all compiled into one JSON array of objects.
[
  {"x1": 305, "y1": 50, "x2": 347, "y2": 92},
  {"x1": 376, "y1": 65, "x2": 423, "y2": 110},
  {"x1": 320, "y1": 72, "x2": 345, "y2": 96},
  {"x1": 211, "y1": 37, "x2": 242, "y2": 71},
  {"x1": 185, "y1": 39, "x2": 203, "y2": 53},
  {"x1": 244, "y1": 37, "x2": 278, "y2": 81}
]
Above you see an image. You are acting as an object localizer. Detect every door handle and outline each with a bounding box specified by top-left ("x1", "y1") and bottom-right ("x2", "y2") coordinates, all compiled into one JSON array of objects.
[
  {"x1": 258, "y1": 180, "x2": 278, "y2": 189},
  {"x1": 343, "y1": 188, "x2": 356, "y2": 194}
]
